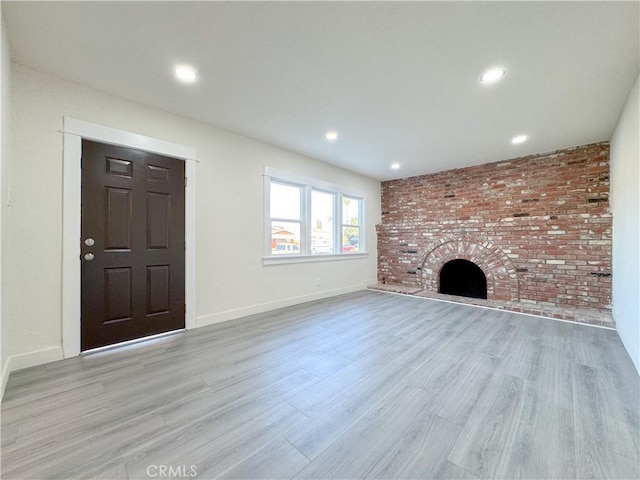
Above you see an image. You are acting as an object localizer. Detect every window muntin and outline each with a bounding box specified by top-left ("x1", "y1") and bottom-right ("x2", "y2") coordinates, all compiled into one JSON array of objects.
[{"x1": 311, "y1": 190, "x2": 334, "y2": 254}]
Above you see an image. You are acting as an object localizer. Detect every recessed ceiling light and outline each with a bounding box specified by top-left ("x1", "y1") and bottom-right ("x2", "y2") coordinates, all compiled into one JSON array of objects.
[
  {"x1": 325, "y1": 131, "x2": 339, "y2": 141},
  {"x1": 511, "y1": 135, "x2": 528, "y2": 144},
  {"x1": 480, "y1": 68, "x2": 505, "y2": 84},
  {"x1": 391, "y1": 163, "x2": 401, "y2": 170},
  {"x1": 174, "y1": 65, "x2": 198, "y2": 83}
]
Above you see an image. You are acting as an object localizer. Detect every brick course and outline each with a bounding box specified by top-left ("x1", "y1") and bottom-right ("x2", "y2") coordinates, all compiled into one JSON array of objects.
[{"x1": 376, "y1": 142, "x2": 612, "y2": 325}]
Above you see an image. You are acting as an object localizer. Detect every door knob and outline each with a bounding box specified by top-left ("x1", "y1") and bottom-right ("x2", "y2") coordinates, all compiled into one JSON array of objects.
[
  {"x1": 84, "y1": 253, "x2": 95, "y2": 261},
  {"x1": 84, "y1": 238, "x2": 95, "y2": 247}
]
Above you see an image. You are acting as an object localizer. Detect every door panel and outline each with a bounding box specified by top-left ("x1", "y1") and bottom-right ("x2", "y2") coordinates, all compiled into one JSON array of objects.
[
  {"x1": 81, "y1": 140, "x2": 185, "y2": 351},
  {"x1": 147, "y1": 265, "x2": 170, "y2": 315},
  {"x1": 104, "y1": 267, "x2": 133, "y2": 323},
  {"x1": 147, "y1": 164, "x2": 169, "y2": 183},
  {"x1": 106, "y1": 157, "x2": 133, "y2": 178},
  {"x1": 146, "y1": 192, "x2": 170, "y2": 249},
  {"x1": 105, "y1": 187, "x2": 133, "y2": 250}
]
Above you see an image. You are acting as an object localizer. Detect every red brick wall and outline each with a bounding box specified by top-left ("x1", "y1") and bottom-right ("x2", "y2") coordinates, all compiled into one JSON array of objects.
[{"x1": 377, "y1": 142, "x2": 612, "y2": 314}]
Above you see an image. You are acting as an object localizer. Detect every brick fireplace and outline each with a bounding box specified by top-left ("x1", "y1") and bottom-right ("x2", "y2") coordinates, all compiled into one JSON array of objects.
[{"x1": 374, "y1": 142, "x2": 613, "y2": 327}]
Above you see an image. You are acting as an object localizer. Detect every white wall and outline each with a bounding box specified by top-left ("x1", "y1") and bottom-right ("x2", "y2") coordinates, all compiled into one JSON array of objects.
[
  {"x1": 1, "y1": 11, "x2": 12, "y2": 395},
  {"x1": 6, "y1": 64, "x2": 380, "y2": 367},
  {"x1": 610, "y1": 74, "x2": 640, "y2": 374}
]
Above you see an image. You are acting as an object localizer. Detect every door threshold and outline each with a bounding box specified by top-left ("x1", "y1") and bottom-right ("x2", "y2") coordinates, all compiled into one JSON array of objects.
[{"x1": 81, "y1": 329, "x2": 185, "y2": 356}]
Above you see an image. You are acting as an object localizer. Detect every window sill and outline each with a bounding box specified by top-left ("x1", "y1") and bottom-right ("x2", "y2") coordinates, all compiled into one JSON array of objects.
[{"x1": 263, "y1": 252, "x2": 368, "y2": 266}]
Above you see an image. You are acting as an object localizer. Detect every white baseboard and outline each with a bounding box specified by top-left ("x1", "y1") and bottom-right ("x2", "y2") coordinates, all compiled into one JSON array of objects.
[
  {"x1": 1, "y1": 358, "x2": 11, "y2": 400},
  {"x1": 614, "y1": 310, "x2": 640, "y2": 375},
  {"x1": 8, "y1": 346, "x2": 64, "y2": 371},
  {"x1": 197, "y1": 284, "x2": 367, "y2": 328},
  {"x1": 1, "y1": 346, "x2": 64, "y2": 400}
]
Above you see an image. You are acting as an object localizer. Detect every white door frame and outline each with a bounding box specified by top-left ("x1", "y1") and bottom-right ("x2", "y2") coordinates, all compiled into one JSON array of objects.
[{"x1": 62, "y1": 117, "x2": 197, "y2": 358}]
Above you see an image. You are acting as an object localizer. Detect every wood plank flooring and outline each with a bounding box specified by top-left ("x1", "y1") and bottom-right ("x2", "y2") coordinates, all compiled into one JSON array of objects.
[{"x1": 1, "y1": 290, "x2": 638, "y2": 479}]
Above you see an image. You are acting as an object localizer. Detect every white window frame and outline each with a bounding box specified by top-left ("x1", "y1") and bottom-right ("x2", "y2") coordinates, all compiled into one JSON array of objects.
[
  {"x1": 340, "y1": 194, "x2": 364, "y2": 254},
  {"x1": 264, "y1": 166, "x2": 367, "y2": 265},
  {"x1": 269, "y1": 179, "x2": 304, "y2": 254}
]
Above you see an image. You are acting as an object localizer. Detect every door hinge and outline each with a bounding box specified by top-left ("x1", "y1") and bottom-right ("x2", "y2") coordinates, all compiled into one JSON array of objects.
[{"x1": 185, "y1": 176, "x2": 188, "y2": 188}]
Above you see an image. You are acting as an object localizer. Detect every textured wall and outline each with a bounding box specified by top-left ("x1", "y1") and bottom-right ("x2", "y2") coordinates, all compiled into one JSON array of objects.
[{"x1": 378, "y1": 143, "x2": 612, "y2": 317}]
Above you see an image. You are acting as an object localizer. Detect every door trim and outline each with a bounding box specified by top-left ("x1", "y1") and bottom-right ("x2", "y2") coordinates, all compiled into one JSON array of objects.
[{"x1": 62, "y1": 117, "x2": 197, "y2": 357}]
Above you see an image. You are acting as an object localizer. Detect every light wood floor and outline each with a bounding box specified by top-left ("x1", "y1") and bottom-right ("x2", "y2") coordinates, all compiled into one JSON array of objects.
[{"x1": 2, "y1": 290, "x2": 638, "y2": 480}]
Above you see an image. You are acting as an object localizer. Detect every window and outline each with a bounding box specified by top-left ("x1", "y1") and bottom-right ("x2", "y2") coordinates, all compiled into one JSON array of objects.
[
  {"x1": 264, "y1": 167, "x2": 366, "y2": 262},
  {"x1": 269, "y1": 182, "x2": 302, "y2": 253},
  {"x1": 311, "y1": 190, "x2": 334, "y2": 254},
  {"x1": 342, "y1": 196, "x2": 362, "y2": 253}
]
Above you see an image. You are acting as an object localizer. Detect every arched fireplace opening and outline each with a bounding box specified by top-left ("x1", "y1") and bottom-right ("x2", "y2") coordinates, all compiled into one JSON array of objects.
[{"x1": 439, "y1": 259, "x2": 487, "y2": 299}]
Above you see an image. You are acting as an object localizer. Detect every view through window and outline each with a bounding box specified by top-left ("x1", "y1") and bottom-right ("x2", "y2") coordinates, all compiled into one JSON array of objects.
[{"x1": 266, "y1": 169, "x2": 365, "y2": 258}]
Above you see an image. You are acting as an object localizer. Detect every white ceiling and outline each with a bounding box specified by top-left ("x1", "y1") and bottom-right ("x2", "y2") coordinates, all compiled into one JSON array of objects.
[{"x1": 3, "y1": 1, "x2": 639, "y2": 180}]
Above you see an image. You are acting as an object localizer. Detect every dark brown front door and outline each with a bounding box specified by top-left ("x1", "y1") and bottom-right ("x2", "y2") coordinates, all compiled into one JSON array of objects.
[{"x1": 81, "y1": 140, "x2": 185, "y2": 351}]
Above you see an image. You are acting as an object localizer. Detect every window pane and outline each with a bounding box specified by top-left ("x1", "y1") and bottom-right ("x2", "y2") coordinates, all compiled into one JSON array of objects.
[
  {"x1": 271, "y1": 183, "x2": 301, "y2": 220},
  {"x1": 311, "y1": 191, "x2": 334, "y2": 254},
  {"x1": 271, "y1": 222, "x2": 301, "y2": 254},
  {"x1": 342, "y1": 197, "x2": 360, "y2": 225},
  {"x1": 342, "y1": 226, "x2": 359, "y2": 252}
]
